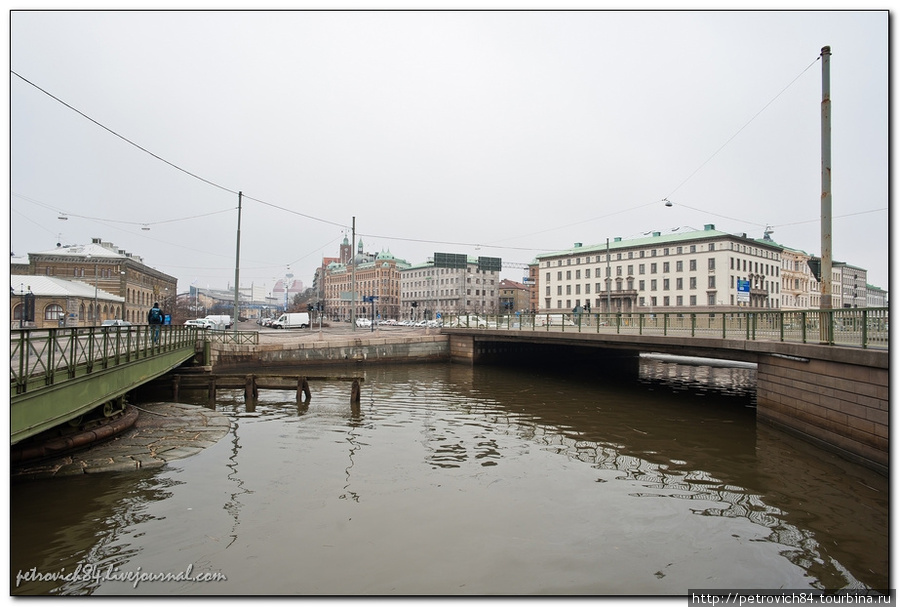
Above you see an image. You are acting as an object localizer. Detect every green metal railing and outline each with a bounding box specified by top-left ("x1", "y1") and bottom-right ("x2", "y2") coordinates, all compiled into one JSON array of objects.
[
  {"x1": 442, "y1": 307, "x2": 888, "y2": 349},
  {"x1": 10, "y1": 324, "x2": 201, "y2": 397}
]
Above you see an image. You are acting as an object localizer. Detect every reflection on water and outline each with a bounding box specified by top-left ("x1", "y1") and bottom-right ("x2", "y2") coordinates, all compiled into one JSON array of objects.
[{"x1": 10, "y1": 360, "x2": 888, "y2": 595}]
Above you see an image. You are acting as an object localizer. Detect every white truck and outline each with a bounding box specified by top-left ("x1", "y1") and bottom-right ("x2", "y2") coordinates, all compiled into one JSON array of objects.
[{"x1": 272, "y1": 312, "x2": 310, "y2": 329}]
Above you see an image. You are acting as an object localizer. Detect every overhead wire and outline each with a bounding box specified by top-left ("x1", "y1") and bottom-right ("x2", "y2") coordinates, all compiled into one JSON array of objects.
[{"x1": 663, "y1": 55, "x2": 821, "y2": 201}]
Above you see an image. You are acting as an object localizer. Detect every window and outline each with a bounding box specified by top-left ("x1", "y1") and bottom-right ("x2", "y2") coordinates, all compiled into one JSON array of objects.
[
  {"x1": 676, "y1": 278, "x2": 683, "y2": 290},
  {"x1": 44, "y1": 304, "x2": 64, "y2": 321},
  {"x1": 708, "y1": 258, "x2": 716, "y2": 270},
  {"x1": 650, "y1": 263, "x2": 657, "y2": 274},
  {"x1": 690, "y1": 259, "x2": 697, "y2": 271},
  {"x1": 676, "y1": 295, "x2": 683, "y2": 306},
  {"x1": 690, "y1": 277, "x2": 697, "y2": 289},
  {"x1": 639, "y1": 280, "x2": 645, "y2": 290},
  {"x1": 663, "y1": 296, "x2": 670, "y2": 306},
  {"x1": 663, "y1": 262, "x2": 670, "y2": 273},
  {"x1": 566, "y1": 270, "x2": 572, "y2": 280},
  {"x1": 676, "y1": 261, "x2": 683, "y2": 272},
  {"x1": 663, "y1": 279, "x2": 670, "y2": 290},
  {"x1": 690, "y1": 295, "x2": 697, "y2": 306},
  {"x1": 627, "y1": 265, "x2": 633, "y2": 276},
  {"x1": 639, "y1": 264, "x2": 645, "y2": 275},
  {"x1": 585, "y1": 284, "x2": 591, "y2": 294},
  {"x1": 575, "y1": 270, "x2": 581, "y2": 279},
  {"x1": 557, "y1": 286, "x2": 562, "y2": 295},
  {"x1": 557, "y1": 271, "x2": 562, "y2": 280},
  {"x1": 708, "y1": 276, "x2": 716, "y2": 289},
  {"x1": 651, "y1": 279, "x2": 657, "y2": 291}
]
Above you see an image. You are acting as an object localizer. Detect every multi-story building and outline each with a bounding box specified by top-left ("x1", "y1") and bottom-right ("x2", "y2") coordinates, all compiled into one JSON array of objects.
[
  {"x1": 527, "y1": 262, "x2": 539, "y2": 313},
  {"x1": 400, "y1": 257, "x2": 500, "y2": 319},
  {"x1": 324, "y1": 239, "x2": 409, "y2": 321},
  {"x1": 836, "y1": 262, "x2": 868, "y2": 308},
  {"x1": 18, "y1": 238, "x2": 177, "y2": 325},
  {"x1": 498, "y1": 279, "x2": 530, "y2": 313},
  {"x1": 867, "y1": 284, "x2": 888, "y2": 307},
  {"x1": 535, "y1": 224, "x2": 783, "y2": 314},
  {"x1": 773, "y1": 241, "x2": 816, "y2": 310}
]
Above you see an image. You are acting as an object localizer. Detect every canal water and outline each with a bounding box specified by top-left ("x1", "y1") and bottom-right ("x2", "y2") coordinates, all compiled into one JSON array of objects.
[{"x1": 10, "y1": 358, "x2": 888, "y2": 595}]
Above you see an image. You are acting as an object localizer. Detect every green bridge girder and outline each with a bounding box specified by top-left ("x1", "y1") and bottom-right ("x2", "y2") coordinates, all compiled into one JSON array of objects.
[{"x1": 10, "y1": 326, "x2": 199, "y2": 445}]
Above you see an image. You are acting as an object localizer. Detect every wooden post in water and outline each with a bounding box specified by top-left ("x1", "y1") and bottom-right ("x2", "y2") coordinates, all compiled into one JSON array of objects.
[
  {"x1": 207, "y1": 377, "x2": 216, "y2": 406},
  {"x1": 244, "y1": 375, "x2": 256, "y2": 404},
  {"x1": 297, "y1": 377, "x2": 311, "y2": 404},
  {"x1": 351, "y1": 379, "x2": 361, "y2": 405},
  {"x1": 172, "y1": 375, "x2": 180, "y2": 401}
]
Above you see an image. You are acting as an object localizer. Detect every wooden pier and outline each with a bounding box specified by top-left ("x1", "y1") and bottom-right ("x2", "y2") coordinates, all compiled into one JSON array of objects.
[{"x1": 170, "y1": 373, "x2": 363, "y2": 406}]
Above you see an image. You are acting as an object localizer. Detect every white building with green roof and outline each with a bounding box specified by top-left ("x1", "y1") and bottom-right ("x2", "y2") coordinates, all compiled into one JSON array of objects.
[{"x1": 534, "y1": 224, "x2": 783, "y2": 314}]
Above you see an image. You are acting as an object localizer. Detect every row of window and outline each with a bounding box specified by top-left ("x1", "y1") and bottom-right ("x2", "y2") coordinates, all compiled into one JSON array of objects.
[
  {"x1": 548, "y1": 256, "x2": 780, "y2": 283},
  {"x1": 545, "y1": 240, "x2": 780, "y2": 268}
]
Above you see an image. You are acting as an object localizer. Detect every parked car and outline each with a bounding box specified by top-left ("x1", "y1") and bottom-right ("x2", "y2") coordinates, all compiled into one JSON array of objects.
[
  {"x1": 185, "y1": 319, "x2": 217, "y2": 329},
  {"x1": 356, "y1": 317, "x2": 372, "y2": 327},
  {"x1": 101, "y1": 319, "x2": 132, "y2": 327}
]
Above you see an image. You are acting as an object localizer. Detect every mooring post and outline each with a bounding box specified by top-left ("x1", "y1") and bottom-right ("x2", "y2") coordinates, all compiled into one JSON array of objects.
[
  {"x1": 245, "y1": 375, "x2": 256, "y2": 404},
  {"x1": 297, "y1": 377, "x2": 311, "y2": 404},
  {"x1": 172, "y1": 375, "x2": 180, "y2": 401},
  {"x1": 351, "y1": 379, "x2": 361, "y2": 405},
  {"x1": 208, "y1": 377, "x2": 216, "y2": 406}
]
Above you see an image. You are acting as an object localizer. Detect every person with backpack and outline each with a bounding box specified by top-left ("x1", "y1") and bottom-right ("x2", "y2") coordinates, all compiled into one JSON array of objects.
[{"x1": 148, "y1": 302, "x2": 163, "y2": 342}]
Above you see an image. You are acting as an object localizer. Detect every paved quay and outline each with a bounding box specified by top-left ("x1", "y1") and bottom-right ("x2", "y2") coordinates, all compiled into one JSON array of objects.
[{"x1": 11, "y1": 402, "x2": 231, "y2": 481}]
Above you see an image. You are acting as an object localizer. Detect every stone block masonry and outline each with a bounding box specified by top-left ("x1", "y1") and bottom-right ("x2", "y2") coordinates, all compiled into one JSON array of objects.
[
  {"x1": 210, "y1": 332, "x2": 450, "y2": 370},
  {"x1": 756, "y1": 348, "x2": 888, "y2": 473}
]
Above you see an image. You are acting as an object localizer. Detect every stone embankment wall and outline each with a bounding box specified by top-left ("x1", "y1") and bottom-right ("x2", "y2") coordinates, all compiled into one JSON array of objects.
[
  {"x1": 756, "y1": 348, "x2": 888, "y2": 474},
  {"x1": 210, "y1": 333, "x2": 450, "y2": 370}
]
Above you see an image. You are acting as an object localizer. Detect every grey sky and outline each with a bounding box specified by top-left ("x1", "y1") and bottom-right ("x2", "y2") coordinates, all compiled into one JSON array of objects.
[{"x1": 9, "y1": 9, "x2": 889, "y2": 294}]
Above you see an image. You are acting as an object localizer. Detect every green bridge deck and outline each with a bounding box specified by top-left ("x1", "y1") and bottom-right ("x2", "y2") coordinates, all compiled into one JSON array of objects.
[{"x1": 10, "y1": 325, "x2": 200, "y2": 445}]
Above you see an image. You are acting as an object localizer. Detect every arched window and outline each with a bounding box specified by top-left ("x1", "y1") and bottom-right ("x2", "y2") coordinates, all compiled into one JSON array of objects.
[
  {"x1": 80, "y1": 303, "x2": 86, "y2": 319},
  {"x1": 44, "y1": 304, "x2": 64, "y2": 321}
]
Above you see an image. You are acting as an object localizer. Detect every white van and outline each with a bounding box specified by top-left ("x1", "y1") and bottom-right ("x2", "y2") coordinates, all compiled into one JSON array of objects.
[
  {"x1": 272, "y1": 312, "x2": 310, "y2": 329},
  {"x1": 204, "y1": 315, "x2": 233, "y2": 329}
]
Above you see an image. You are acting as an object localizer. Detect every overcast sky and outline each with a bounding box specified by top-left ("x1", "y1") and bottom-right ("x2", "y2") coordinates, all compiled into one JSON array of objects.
[{"x1": 9, "y1": 8, "x2": 889, "y2": 295}]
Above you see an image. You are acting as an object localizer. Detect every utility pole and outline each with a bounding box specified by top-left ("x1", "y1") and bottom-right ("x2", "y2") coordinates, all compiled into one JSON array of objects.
[
  {"x1": 233, "y1": 191, "x2": 242, "y2": 335},
  {"x1": 820, "y1": 46, "x2": 833, "y2": 341}
]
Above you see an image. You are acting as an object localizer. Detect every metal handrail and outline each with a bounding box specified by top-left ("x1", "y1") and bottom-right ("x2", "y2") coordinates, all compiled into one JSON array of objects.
[
  {"x1": 441, "y1": 307, "x2": 888, "y2": 350},
  {"x1": 10, "y1": 325, "x2": 200, "y2": 396}
]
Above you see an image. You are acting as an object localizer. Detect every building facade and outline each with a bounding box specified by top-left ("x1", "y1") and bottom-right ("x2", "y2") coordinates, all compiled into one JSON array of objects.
[
  {"x1": 498, "y1": 279, "x2": 530, "y2": 313},
  {"x1": 324, "y1": 240, "x2": 409, "y2": 321},
  {"x1": 400, "y1": 258, "x2": 500, "y2": 319},
  {"x1": 19, "y1": 238, "x2": 177, "y2": 325},
  {"x1": 11, "y1": 275, "x2": 124, "y2": 329},
  {"x1": 535, "y1": 225, "x2": 783, "y2": 314}
]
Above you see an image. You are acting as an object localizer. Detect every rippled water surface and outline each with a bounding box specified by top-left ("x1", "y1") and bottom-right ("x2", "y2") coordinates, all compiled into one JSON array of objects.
[{"x1": 10, "y1": 360, "x2": 888, "y2": 595}]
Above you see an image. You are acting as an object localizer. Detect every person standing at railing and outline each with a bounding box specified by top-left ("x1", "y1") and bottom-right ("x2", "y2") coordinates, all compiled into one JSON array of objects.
[{"x1": 148, "y1": 302, "x2": 164, "y2": 343}]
